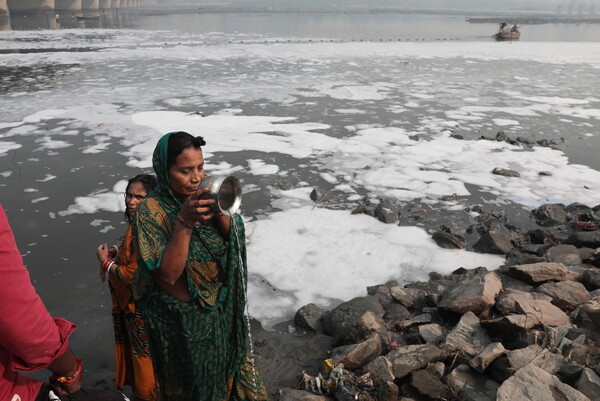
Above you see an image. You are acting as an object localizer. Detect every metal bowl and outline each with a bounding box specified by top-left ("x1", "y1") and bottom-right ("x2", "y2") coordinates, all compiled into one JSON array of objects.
[{"x1": 198, "y1": 175, "x2": 242, "y2": 216}]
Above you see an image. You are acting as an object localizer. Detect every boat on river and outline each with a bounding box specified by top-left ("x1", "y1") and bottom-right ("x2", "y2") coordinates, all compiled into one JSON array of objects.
[{"x1": 495, "y1": 30, "x2": 520, "y2": 41}]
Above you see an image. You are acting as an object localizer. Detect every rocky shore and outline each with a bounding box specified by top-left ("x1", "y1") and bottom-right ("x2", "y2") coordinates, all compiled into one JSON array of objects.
[{"x1": 253, "y1": 200, "x2": 600, "y2": 400}]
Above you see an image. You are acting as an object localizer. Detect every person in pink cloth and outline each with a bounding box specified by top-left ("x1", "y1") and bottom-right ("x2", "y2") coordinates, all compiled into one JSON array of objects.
[{"x1": 0, "y1": 205, "x2": 127, "y2": 401}]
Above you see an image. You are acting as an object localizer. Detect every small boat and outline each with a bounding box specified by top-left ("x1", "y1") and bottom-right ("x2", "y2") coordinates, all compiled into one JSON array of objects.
[
  {"x1": 495, "y1": 31, "x2": 520, "y2": 41},
  {"x1": 76, "y1": 15, "x2": 101, "y2": 21}
]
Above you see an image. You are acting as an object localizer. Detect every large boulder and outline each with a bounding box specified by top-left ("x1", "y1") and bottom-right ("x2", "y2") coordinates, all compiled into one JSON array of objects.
[
  {"x1": 531, "y1": 204, "x2": 567, "y2": 227},
  {"x1": 294, "y1": 303, "x2": 325, "y2": 332},
  {"x1": 494, "y1": 288, "x2": 552, "y2": 314},
  {"x1": 508, "y1": 262, "x2": 575, "y2": 284},
  {"x1": 496, "y1": 365, "x2": 591, "y2": 401},
  {"x1": 535, "y1": 280, "x2": 591, "y2": 309},
  {"x1": 322, "y1": 296, "x2": 384, "y2": 346},
  {"x1": 438, "y1": 272, "x2": 502, "y2": 315},
  {"x1": 474, "y1": 222, "x2": 513, "y2": 254},
  {"x1": 567, "y1": 231, "x2": 600, "y2": 248},
  {"x1": 545, "y1": 244, "x2": 583, "y2": 265},
  {"x1": 515, "y1": 298, "x2": 572, "y2": 327}
]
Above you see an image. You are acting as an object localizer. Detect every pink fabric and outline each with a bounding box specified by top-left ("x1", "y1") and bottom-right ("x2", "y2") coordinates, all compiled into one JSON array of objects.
[{"x1": 0, "y1": 205, "x2": 77, "y2": 401}]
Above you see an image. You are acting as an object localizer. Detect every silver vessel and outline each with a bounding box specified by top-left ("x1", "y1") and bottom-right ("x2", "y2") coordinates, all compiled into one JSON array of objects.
[{"x1": 198, "y1": 175, "x2": 242, "y2": 215}]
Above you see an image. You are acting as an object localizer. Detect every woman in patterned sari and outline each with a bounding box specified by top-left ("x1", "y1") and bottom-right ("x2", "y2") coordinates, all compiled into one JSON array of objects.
[
  {"x1": 132, "y1": 131, "x2": 268, "y2": 401},
  {"x1": 96, "y1": 174, "x2": 158, "y2": 401}
]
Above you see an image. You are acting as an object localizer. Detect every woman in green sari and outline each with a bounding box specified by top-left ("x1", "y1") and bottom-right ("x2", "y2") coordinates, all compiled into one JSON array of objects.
[{"x1": 132, "y1": 131, "x2": 268, "y2": 401}]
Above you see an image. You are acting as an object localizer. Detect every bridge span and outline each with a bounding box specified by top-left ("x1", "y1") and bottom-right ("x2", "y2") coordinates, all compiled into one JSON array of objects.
[{"x1": 1, "y1": 0, "x2": 147, "y2": 13}]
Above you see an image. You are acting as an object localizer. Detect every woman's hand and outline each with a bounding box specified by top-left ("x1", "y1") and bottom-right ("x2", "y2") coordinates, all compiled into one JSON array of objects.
[
  {"x1": 179, "y1": 187, "x2": 215, "y2": 226},
  {"x1": 96, "y1": 243, "x2": 109, "y2": 262}
]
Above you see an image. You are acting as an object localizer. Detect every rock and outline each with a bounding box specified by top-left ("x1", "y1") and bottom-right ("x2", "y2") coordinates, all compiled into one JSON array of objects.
[
  {"x1": 531, "y1": 204, "x2": 568, "y2": 227},
  {"x1": 294, "y1": 303, "x2": 325, "y2": 331},
  {"x1": 567, "y1": 231, "x2": 600, "y2": 248},
  {"x1": 480, "y1": 314, "x2": 537, "y2": 334},
  {"x1": 574, "y1": 297, "x2": 600, "y2": 330},
  {"x1": 279, "y1": 388, "x2": 332, "y2": 401},
  {"x1": 492, "y1": 167, "x2": 520, "y2": 177},
  {"x1": 494, "y1": 288, "x2": 552, "y2": 314},
  {"x1": 496, "y1": 365, "x2": 591, "y2": 401},
  {"x1": 410, "y1": 369, "x2": 449, "y2": 399},
  {"x1": 508, "y1": 262, "x2": 575, "y2": 284},
  {"x1": 438, "y1": 272, "x2": 502, "y2": 315},
  {"x1": 363, "y1": 356, "x2": 394, "y2": 385},
  {"x1": 432, "y1": 231, "x2": 465, "y2": 249},
  {"x1": 576, "y1": 368, "x2": 600, "y2": 401},
  {"x1": 374, "y1": 198, "x2": 400, "y2": 224},
  {"x1": 331, "y1": 334, "x2": 383, "y2": 370},
  {"x1": 309, "y1": 188, "x2": 326, "y2": 203},
  {"x1": 388, "y1": 344, "x2": 449, "y2": 379},
  {"x1": 446, "y1": 364, "x2": 500, "y2": 401},
  {"x1": 347, "y1": 311, "x2": 389, "y2": 347},
  {"x1": 474, "y1": 222, "x2": 513, "y2": 254},
  {"x1": 322, "y1": 296, "x2": 384, "y2": 346},
  {"x1": 383, "y1": 303, "x2": 410, "y2": 320},
  {"x1": 506, "y1": 344, "x2": 544, "y2": 371},
  {"x1": 418, "y1": 324, "x2": 446, "y2": 345},
  {"x1": 469, "y1": 342, "x2": 505, "y2": 373},
  {"x1": 582, "y1": 270, "x2": 600, "y2": 290},
  {"x1": 394, "y1": 313, "x2": 433, "y2": 331},
  {"x1": 368, "y1": 284, "x2": 393, "y2": 305},
  {"x1": 562, "y1": 342, "x2": 600, "y2": 366},
  {"x1": 377, "y1": 381, "x2": 399, "y2": 401},
  {"x1": 515, "y1": 298, "x2": 572, "y2": 327},
  {"x1": 535, "y1": 281, "x2": 591, "y2": 309},
  {"x1": 545, "y1": 244, "x2": 583, "y2": 265},
  {"x1": 444, "y1": 312, "x2": 491, "y2": 359},
  {"x1": 390, "y1": 286, "x2": 428, "y2": 309}
]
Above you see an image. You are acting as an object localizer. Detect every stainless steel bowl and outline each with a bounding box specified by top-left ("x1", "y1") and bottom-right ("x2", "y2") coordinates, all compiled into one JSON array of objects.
[{"x1": 198, "y1": 175, "x2": 242, "y2": 216}]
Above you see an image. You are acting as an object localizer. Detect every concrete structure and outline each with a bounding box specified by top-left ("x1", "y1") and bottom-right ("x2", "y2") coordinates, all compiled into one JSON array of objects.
[
  {"x1": 99, "y1": 0, "x2": 110, "y2": 9},
  {"x1": 55, "y1": 0, "x2": 82, "y2": 10},
  {"x1": 7, "y1": 0, "x2": 55, "y2": 12},
  {"x1": 0, "y1": 0, "x2": 8, "y2": 14},
  {"x1": 82, "y1": 0, "x2": 99, "y2": 10}
]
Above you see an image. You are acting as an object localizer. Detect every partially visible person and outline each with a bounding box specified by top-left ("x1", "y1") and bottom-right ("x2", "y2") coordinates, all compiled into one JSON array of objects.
[
  {"x1": 0, "y1": 205, "x2": 127, "y2": 401},
  {"x1": 132, "y1": 131, "x2": 269, "y2": 400},
  {"x1": 96, "y1": 174, "x2": 157, "y2": 401}
]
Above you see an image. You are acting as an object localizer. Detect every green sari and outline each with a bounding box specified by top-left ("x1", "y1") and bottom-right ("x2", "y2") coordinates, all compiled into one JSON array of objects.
[{"x1": 132, "y1": 132, "x2": 268, "y2": 401}]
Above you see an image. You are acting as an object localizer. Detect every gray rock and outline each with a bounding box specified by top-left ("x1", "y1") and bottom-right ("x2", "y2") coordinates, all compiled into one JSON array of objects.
[
  {"x1": 535, "y1": 280, "x2": 591, "y2": 309},
  {"x1": 446, "y1": 364, "x2": 500, "y2": 401},
  {"x1": 279, "y1": 388, "x2": 332, "y2": 401},
  {"x1": 410, "y1": 369, "x2": 449, "y2": 399},
  {"x1": 322, "y1": 296, "x2": 384, "y2": 346},
  {"x1": 480, "y1": 314, "x2": 537, "y2": 334},
  {"x1": 418, "y1": 324, "x2": 446, "y2": 345},
  {"x1": 383, "y1": 303, "x2": 410, "y2": 320},
  {"x1": 515, "y1": 298, "x2": 572, "y2": 327},
  {"x1": 574, "y1": 297, "x2": 600, "y2": 330},
  {"x1": 492, "y1": 167, "x2": 520, "y2": 177},
  {"x1": 509, "y1": 262, "x2": 575, "y2": 284},
  {"x1": 545, "y1": 244, "x2": 583, "y2": 265},
  {"x1": 469, "y1": 342, "x2": 505, "y2": 373},
  {"x1": 474, "y1": 221, "x2": 513, "y2": 254},
  {"x1": 567, "y1": 231, "x2": 600, "y2": 248},
  {"x1": 582, "y1": 269, "x2": 600, "y2": 290},
  {"x1": 444, "y1": 311, "x2": 491, "y2": 358},
  {"x1": 394, "y1": 313, "x2": 433, "y2": 331},
  {"x1": 438, "y1": 272, "x2": 502, "y2": 315},
  {"x1": 390, "y1": 286, "x2": 428, "y2": 309},
  {"x1": 374, "y1": 198, "x2": 400, "y2": 224},
  {"x1": 576, "y1": 368, "x2": 600, "y2": 401},
  {"x1": 347, "y1": 311, "x2": 389, "y2": 347},
  {"x1": 531, "y1": 204, "x2": 568, "y2": 227},
  {"x1": 377, "y1": 381, "x2": 399, "y2": 401},
  {"x1": 495, "y1": 288, "x2": 552, "y2": 314},
  {"x1": 363, "y1": 356, "x2": 394, "y2": 386},
  {"x1": 388, "y1": 344, "x2": 449, "y2": 379},
  {"x1": 497, "y1": 365, "x2": 591, "y2": 401},
  {"x1": 331, "y1": 334, "x2": 383, "y2": 370},
  {"x1": 562, "y1": 342, "x2": 600, "y2": 367},
  {"x1": 294, "y1": 303, "x2": 325, "y2": 331}
]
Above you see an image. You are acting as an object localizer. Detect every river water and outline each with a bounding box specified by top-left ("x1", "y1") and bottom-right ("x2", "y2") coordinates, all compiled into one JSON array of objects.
[{"x1": 2, "y1": 10, "x2": 600, "y2": 387}]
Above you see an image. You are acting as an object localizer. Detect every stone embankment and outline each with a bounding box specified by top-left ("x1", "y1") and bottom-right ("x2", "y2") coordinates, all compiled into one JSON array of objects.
[{"x1": 278, "y1": 202, "x2": 600, "y2": 401}]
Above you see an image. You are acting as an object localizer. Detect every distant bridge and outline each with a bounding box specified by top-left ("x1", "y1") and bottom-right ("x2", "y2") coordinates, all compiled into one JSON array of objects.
[{"x1": 1, "y1": 0, "x2": 148, "y2": 13}]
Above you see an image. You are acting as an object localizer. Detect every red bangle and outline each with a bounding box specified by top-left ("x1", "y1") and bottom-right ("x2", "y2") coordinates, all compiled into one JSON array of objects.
[
  {"x1": 101, "y1": 258, "x2": 112, "y2": 272},
  {"x1": 54, "y1": 357, "x2": 82, "y2": 384}
]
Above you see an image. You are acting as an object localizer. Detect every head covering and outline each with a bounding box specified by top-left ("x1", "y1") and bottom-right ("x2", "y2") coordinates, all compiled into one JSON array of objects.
[{"x1": 152, "y1": 131, "x2": 187, "y2": 210}]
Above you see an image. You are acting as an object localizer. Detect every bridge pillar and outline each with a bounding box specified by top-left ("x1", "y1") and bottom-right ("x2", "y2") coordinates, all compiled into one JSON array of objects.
[
  {"x1": 82, "y1": 0, "x2": 98, "y2": 10},
  {"x1": 0, "y1": 0, "x2": 7, "y2": 14},
  {"x1": 7, "y1": 0, "x2": 55, "y2": 12},
  {"x1": 55, "y1": 0, "x2": 81, "y2": 11},
  {"x1": 112, "y1": 0, "x2": 120, "y2": 9},
  {"x1": 99, "y1": 0, "x2": 109, "y2": 9}
]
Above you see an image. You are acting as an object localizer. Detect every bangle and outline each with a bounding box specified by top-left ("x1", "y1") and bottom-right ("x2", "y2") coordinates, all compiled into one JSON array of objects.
[
  {"x1": 216, "y1": 213, "x2": 224, "y2": 216},
  {"x1": 54, "y1": 357, "x2": 82, "y2": 384},
  {"x1": 101, "y1": 258, "x2": 112, "y2": 272},
  {"x1": 177, "y1": 212, "x2": 198, "y2": 229},
  {"x1": 107, "y1": 261, "x2": 116, "y2": 273},
  {"x1": 110, "y1": 245, "x2": 118, "y2": 253}
]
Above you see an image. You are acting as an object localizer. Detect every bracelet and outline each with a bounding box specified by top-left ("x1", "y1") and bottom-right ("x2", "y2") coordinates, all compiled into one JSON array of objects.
[
  {"x1": 107, "y1": 261, "x2": 115, "y2": 273},
  {"x1": 110, "y1": 244, "x2": 118, "y2": 253},
  {"x1": 101, "y1": 258, "x2": 112, "y2": 272},
  {"x1": 54, "y1": 357, "x2": 82, "y2": 384},
  {"x1": 177, "y1": 212, "x2": 198, "y2": 229}
]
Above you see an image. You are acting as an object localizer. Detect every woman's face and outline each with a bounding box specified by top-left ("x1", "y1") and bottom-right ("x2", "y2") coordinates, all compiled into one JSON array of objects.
[
  {"x1": 125, "y1": 182, "x2": 148, "y2": 217},
  {"x1": 168, "y1": 147, "x2": 205, "y2": 197}
]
